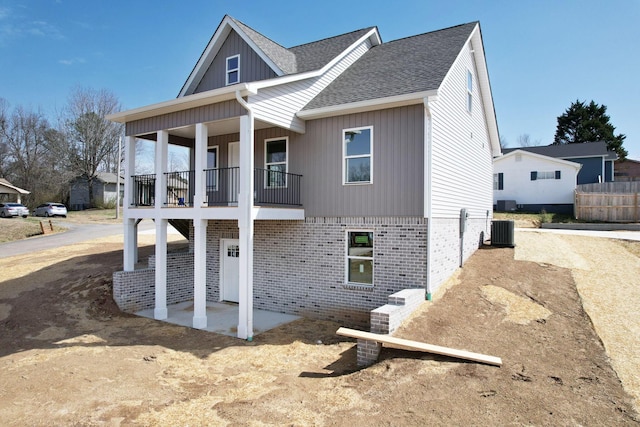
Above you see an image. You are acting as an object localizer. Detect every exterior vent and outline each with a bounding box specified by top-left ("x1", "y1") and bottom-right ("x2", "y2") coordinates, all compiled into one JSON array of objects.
[
  {"x1": 496, "y1": 200, "x2": 517, "y2": 212},
  {"x1": 491, "y1": 220, "x2": 515, "y2": 247}
]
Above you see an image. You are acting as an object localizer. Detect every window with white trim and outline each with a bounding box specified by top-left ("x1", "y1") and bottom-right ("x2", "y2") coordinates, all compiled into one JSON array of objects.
[
  {"x1": 343, "y1": 126, "x2": 372, "y2": 184},
  {"x1": 467, "y1": 70, "x2": 473, "y2": 113},
  {"x1": 346, "y1": 231, "x2": 374, "y2": 286},
  {"x1": 265, "y1": 137, "x2": 287, "y2": 187},
  {"x1": 226, "y1": 55, "x2": 240, "y2": 85}
]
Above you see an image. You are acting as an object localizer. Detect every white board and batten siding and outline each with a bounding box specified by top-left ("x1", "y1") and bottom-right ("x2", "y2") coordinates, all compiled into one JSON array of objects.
[
  {"x1": 429, "y1": 40, "x2": 494, "y2": 220},
  {"x1": 249, "y1": 39, "x2": 373, "y2": 133}
]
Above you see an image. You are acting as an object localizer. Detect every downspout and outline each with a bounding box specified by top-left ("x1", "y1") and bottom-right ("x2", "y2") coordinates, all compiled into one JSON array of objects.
[{"x1": 424, "y1": 96, "x2": 435, "y2": 301}]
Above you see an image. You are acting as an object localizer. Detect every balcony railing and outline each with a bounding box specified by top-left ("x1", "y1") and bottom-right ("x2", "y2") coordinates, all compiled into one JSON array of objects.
[
  {"x1": 131, "y1": 174, "x2": 155, "y2": 207},
  {"x1": 131, "y1": 168, "x2": 302, "y2": 208}
]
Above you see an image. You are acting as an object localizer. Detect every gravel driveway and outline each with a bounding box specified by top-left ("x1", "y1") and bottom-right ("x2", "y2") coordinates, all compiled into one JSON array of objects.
[{"x1": 515, "y1": 230, "x2": 640, "y2": 413}]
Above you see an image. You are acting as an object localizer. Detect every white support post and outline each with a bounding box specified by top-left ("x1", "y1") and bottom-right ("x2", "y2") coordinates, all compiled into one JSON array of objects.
[
  {"x1": 123, "y1": 136, "x2": 137, "y2": 271},
  {"x1": 154, "y1": 218, "x2": 168, "y2": 320},
  {"x1": 123, "y1": 218, "x2": 136, "y2": 271},
  {"x1": 156, "y1": 130, "x2": 169, "y2": 209},
  {"x1": 237, "y1": 114, "x2": 254, "y2": 340},
  {"x1": 194, "y1": 123, "x2": 208, "y2": 207},
  {"x1": 193, "y1": 219, "x2": 208, "y2": 329}
]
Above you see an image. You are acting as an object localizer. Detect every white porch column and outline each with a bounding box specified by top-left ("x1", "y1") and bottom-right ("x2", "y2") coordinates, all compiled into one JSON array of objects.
[
  {"x1": 123, "y1": 219, "x2": 136, "y2": 271},
  {"x1": 123, "y1": 136, "x2": 137, "y2": 271},
  {"x1": 155, "y1": 130, "x2": 169, "y2": 209},
  {"x1": 237, "y1": 114, "x2": 254, "y2": 340},
  {"x1": 154, "y1": 218, "x2": 168, "y2": 320},
  {"x1": 193, "y1": 219, "x2": 208, "y2": 329},
  {"x1": 194, "y1": 123, "x2": 208, "y2": 207},
  {"x1": 154, "y1": 130, "x2": 169, "y2": 320}
]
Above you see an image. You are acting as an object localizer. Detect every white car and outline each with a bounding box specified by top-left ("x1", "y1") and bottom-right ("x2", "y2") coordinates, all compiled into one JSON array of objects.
[
  {"x1": 0, "y1": 202, "x2": 29, "y2": 218},
  {"x1": 33, "y1": 203, "x2": 67, "y2": 218}
]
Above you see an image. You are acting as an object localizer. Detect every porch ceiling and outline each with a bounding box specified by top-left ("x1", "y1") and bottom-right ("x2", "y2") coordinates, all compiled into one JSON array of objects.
[{"x1": 167, "y1": 117, "x2": 274, "y2": 139}]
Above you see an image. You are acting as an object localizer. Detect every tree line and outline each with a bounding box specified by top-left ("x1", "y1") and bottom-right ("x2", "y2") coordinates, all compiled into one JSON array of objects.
[
  {"x1": 500, "y1": 99, "x2": 627, "y2": 160},
  {"x1": 0, "y1": 87, "x2": 123, "y2": 208}
]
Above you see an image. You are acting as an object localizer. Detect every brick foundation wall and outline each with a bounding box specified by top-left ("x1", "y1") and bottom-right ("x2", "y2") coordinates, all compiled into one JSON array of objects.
[
  {"x1": 113, "y1": 252, "x2": 194, "y2": 312},
  {"x1": 428, "y1": 217, "x2": 489, "y2": 295},
  {"x1": 252, "y1": 217, "x2": 427, "y2": 328}
]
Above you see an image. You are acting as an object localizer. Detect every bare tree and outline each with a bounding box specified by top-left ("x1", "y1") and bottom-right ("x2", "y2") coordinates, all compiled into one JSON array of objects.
[
  {"x1": 59, "y1": 87, "x2": 123, "y2": 207},
  {"x1": 0, "y1": 102, "x2": 66, "y2": 205},
  {"x1": 516, "y1": 134, "x2": 541, "y2": 147},
  {"x1": 499, "y1": 134, "x2": 508, "y2": 149}
]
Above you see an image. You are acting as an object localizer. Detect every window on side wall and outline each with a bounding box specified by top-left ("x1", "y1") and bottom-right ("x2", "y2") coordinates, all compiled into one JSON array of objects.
[
  {"x1": 467, "y1": 70, "x2": 473, "y2": 113},
  {"x1": 226, "y1": 55, "x2": 240, "y2": 85},
  {"x1": 493, "y1": 172, "x2": 503, "y2": 190},
  {"x1": 343, "y1": 126, "x2": 372, "y2": 184},
  {"x1": 265, "y1": 137, "x2": 288, "y2": 187},
  {"x1": 346, "y1": 231, "x2": 374, "y2": 286}
]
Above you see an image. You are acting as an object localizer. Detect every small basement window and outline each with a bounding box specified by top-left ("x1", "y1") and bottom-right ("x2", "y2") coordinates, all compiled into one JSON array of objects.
[{"x1": 346, "y1": 231, "x2": 374, "y2": 286}]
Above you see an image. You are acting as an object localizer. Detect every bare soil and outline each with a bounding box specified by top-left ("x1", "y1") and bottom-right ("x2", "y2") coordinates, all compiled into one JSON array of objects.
[{"x1": 0, "y1": 232, "x2": 639, "y2": 426}]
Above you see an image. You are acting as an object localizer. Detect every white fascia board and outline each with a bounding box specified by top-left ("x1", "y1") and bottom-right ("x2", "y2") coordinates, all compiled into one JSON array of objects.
[
  {"x1": 495, "y1": 149, "x2": 583, "y2": 170},
  {"x1": 106, "y1": 84, "x2": 256, "y2": 123},
  {"x1": 226, "y1": 19, "x2": 286, "y2": 77},
  {"x1": 179, "y1": 16, "x2": 234, "y2": 98},
  {"x1": 248, "y1": 28, "x2": 381, "y2": 91},
  {"x1": 0, "y1": 182, "x2": 30, "y2": 194},
  {"x1": 297, "y1": 90, "x2": 437, "y2": 120}
]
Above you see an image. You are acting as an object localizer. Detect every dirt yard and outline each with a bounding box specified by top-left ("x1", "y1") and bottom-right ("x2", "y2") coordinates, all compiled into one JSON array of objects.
[{"x1": 0, "y1": 230, "x2": 639, "y2": 426}]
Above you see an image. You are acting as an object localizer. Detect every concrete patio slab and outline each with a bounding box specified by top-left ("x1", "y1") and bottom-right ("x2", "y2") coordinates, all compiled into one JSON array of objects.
[{"x1": 136, "y1": 301, "x2": 300, "y2": 338}]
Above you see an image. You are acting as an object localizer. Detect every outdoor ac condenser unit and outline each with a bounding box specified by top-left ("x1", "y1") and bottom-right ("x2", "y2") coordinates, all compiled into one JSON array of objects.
[
  {"x1": 496, "y1": 200, "x2": 517, "y2": 212},
  {"x1": 491, "y1": 220, "x2": 515, "y2": 247}
]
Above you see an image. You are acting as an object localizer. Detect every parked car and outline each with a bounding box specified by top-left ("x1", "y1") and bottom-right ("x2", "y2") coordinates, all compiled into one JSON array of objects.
[
  {"x1": 33, "y1": 203, "x2": 67, "y2": 218},
  {"x1": 0, "y1": 202, "x2": 30, "y2": 218}
]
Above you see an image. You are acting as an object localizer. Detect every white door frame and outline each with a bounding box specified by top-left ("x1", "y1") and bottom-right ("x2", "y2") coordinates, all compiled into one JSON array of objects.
[{"x1": 220, "y1": 238, "x2": 240, "y2": 302}]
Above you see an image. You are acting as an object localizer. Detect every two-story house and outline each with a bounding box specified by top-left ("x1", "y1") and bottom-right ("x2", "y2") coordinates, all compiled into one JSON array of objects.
[{"x1": 108, "y1": 15, "x2": 500, "y2": 340}]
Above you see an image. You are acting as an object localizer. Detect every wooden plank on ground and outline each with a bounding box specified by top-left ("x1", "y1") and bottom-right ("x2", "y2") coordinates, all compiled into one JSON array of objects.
[{"x1": 337, "y1": 327, "x2": 502, "y2": 367}]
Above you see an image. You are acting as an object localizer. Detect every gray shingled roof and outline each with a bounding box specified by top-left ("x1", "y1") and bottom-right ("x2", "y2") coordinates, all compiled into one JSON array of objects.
[
  {"x1": 503, "y1": 142, "x2": 617, "y2": 160},
  {"x1": 289, "y1": 28, "x2": 375, "y2": 73},
  {"x1": 230, "y1": 17, "x2": 298, "y2": 74},
  {"x1": 231, "y1": 17, "x2": 375, "y2": 76},
  {"x1": 303, "y1": 22, "x2": 477, "y2": 110}
]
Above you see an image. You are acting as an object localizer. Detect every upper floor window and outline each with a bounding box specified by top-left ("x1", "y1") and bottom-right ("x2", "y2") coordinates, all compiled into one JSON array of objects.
[
  {"x1": 467, "y1": 70, "x2": 473, "y2": 113},
  {"x1": 207, "y1": 146, "x2": 218, "y2": 190},
  {"x1": 343, "y1": 126, "x2": 372, "y2": 184},
  {"x1": 226, "y1": 55, "x2": 240, "y2": 85},
  {"x1": 265, "y1": 137, "x2": 288, "y2": 187}
]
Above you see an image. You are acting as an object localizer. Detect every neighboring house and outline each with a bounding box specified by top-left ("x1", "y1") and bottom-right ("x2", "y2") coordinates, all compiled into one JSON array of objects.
[
  {"x1": 107, "y1": 15, "x2": 500, "y2": 339},
  {"x1": 614, "y1": 158, "x2": 640, "y2": 181},
  {"x1": 493, "y1": 150, "x2": 582, "y2": 214},
  {"x1": 69, "y1": 172, "x2": 124, "y2": 210},
  {"x1": 502, "y1": 141, "x2": 617, "y2": 185},
  {"x1": 0, "y1": 178, "x2": 30, "y2": 204}
]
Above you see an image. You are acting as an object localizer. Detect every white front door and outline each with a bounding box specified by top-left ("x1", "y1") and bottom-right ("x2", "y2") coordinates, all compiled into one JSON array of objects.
[{"x1": 221, "y1": 239, "x2": 240, "y2": 302}]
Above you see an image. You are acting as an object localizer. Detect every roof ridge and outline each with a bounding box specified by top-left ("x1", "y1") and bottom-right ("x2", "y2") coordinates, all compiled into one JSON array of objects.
[
  {"x1": 382, "y1": 21, "x2": 478, "y2": 45},
  {"x1": 289, "y1": 26, "x2": 377, "y2": 49}
]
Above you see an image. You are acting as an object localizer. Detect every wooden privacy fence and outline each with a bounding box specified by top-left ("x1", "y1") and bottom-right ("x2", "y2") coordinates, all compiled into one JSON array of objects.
[{"x1": 575, "y1": 185, "x2": 640, "y2": 222}]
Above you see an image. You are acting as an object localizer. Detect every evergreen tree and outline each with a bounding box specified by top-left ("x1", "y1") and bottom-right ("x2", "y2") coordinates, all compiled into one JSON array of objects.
[{"x1": 553, "y1": 100, "x2": 627, "y2": 159}]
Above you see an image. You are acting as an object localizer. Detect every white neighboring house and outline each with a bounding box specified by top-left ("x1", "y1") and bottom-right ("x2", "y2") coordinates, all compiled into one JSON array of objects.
[{"x1": 493, "y1": 149, "x2": 582, "y2": 215}]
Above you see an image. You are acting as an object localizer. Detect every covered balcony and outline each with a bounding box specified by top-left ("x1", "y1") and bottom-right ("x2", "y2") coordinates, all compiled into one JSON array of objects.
[{"x1": 130, "y1": 167, "x2": 302, "y2": 208}]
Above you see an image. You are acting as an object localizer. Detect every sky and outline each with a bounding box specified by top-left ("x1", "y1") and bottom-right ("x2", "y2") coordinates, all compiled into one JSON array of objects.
[{"x1": 1, "y1": 0, "x2": 639, "y2": 160}]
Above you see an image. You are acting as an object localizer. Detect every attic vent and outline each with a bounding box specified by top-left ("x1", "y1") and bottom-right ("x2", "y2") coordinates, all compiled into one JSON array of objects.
[{"x1": 515, "y1": 154, "x2": 522, "y2": 162}]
